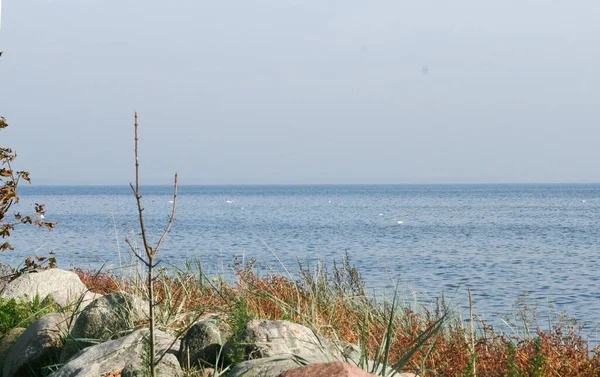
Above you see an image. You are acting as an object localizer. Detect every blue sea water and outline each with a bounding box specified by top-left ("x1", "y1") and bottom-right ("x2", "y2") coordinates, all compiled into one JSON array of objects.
[{"x1": 4, "y1": 184, "x2": 600, "y2": 334}]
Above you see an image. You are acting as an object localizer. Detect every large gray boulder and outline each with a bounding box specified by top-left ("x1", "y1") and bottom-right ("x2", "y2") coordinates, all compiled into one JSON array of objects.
[
  {"x1": 49, "y1": 328, "x2": 181, "y2": 377},
  {"x1": 224, "y1": 320, "x2": 364, "y2": 377},
  {"x1": 60, "y1": 292, "x2": 149, "y2": 362},
  {"x1": 179, "y1": 313, "x2": 231, "y2": 369},
  {"x1": 237, "y1": 320, "x2": 345, "y2": 361},
  {"x1": 3, "y1": 313, "x2": 71, "y2": 377},
  {"x1": 0, "y1": 269, "x2": 87, "y2": 307}
]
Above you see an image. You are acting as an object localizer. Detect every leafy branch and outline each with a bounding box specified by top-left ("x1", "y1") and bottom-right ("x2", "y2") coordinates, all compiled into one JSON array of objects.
[{"x1": 0, "y1": 116, "x2": 56, "y2": 253}]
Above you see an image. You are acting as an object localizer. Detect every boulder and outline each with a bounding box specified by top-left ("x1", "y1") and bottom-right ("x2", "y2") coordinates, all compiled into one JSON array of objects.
[
  {"x1": 44, "y1": 289, "x2": 103, "y2": 312},
  {"x1": 227, "y1": 355, "x2": 318, "y2": 377},
  {"x1": 278, "y1": 362, "x2": 418, "y2": 377},
  {"x1": 49, "y1": 328, "x2": 180, "y2": 377},
  {"x1": 0, "y1": 269, "x2": 87, "y2": 306},
  {"x1": 236, "y1": 320, "x2": 344, "y2": 361},
  {"x1": 0, "y1": 327, "x2": 26, "y2": 371},
  {"x1": 179, "y1": 313, "x2": 231, "y2": 369},
  {"x1": 122, "y1": 352, "x2": 182, "y2": 377},
  {"x1": 223, "y1": 320, "x2": 406, "y2": 377},
  {"x1": 60, "y1": 292, "x2": 149, "y2": 362},
  {"x1": 3, "y1": 312, "x2": 71, "y2": 377}
]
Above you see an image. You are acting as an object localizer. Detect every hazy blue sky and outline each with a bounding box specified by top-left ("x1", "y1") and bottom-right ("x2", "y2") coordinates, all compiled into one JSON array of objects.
[{"x1": 0, "y1": 1, "x2": 599, "y2": 184}]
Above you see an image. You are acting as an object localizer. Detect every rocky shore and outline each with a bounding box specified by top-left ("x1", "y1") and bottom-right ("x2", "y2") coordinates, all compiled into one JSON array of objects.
[{"x1": 0, "y1": 268, "x2": 415, "y2": 377}]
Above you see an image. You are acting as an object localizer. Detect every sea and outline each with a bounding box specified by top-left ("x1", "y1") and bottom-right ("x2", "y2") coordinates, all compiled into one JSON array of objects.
[{"x1": 4, "y1": 184, "x2": 600, "y2": 339}]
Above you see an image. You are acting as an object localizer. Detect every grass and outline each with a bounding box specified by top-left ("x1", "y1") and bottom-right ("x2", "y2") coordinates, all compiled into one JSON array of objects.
[
  {"x1": 0, "y1": 255, "x2": 597, "y2": 377},
  {"x1": 1, "y1": 254, "x2": 598, "y2": 377},
  {"x1": 68, "y1": 255, "x2": 600, "y2": 377},
  {"x1": 0, "y1": 294, "x2": 58, "y2": 337}
]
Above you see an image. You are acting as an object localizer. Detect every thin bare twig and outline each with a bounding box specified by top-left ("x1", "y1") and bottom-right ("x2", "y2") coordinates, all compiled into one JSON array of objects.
[
  {"x1": 155, "y1": 173, "x2": 178, "y2": 253},
  {"x1": 130, "y1": 112, "x2": 152, "y2": 260},
  {"x1": 125, "y1": 238, "x2": 147, "y2": 266},
  {"x1": 129, "y1": 112, "x2": 179, "y2": 377}
]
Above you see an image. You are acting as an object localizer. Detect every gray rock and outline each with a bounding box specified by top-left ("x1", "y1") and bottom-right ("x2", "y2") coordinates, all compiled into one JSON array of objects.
[
  {"x1": 122, "y1": 352, "x2": 183, "y2": 377},
  {"x1": 3, "y1": 313, "x2": 71, "y2": 377},
  {"x1": 226, "y1": 355, "x2": 317, "y2": 377},
  {"x1": 179, "y1": 314, "x2": 231, "y2": 369},
  {"x1": 0, "y1": 327, "x2": 26, "y2": 371},
  {"x1": 0, "y1": 269, "x2": 87, "y2": 306},
  {"x1": 330, "y1": 341, "x2": 361, "y2": 364},
  {"x1": 50, "y1": 328, "x2": 180, "y2": 377},
  {"x1": 44, "y1": 289, "x2": 103, "y2": 312},
  {"x1": 238, "y1": 320, "x2": 343, "y2": 361},
  {"x1": 60, "y1": 292, "x2": 149, "y2": 363}
]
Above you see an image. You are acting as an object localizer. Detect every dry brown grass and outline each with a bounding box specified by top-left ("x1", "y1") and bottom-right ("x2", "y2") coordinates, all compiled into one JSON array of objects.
[{"x1": 73, "y1": 268, "x2": 127, "y2": 295}]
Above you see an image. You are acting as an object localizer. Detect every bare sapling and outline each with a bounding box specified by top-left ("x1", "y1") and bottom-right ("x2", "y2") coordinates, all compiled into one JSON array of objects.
[{"x1": 128, "y1": 112, "x2": 178, "y2": 377}]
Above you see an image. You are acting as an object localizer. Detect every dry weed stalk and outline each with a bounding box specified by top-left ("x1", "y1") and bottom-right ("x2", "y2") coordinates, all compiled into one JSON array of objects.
[{"x1": 127, "y1": 112, "x2": 178, "y2": 377}]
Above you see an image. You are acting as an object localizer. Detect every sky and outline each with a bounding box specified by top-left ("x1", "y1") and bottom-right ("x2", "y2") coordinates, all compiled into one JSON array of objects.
[{"x1": 0, "y1": 0, "x2": 599, "y2": 185}]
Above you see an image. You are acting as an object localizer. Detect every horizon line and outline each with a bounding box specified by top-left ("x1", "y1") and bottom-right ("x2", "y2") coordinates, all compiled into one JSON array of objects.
[{"x1": 22, "y1": 181, "x2": 600, "y2": 187}]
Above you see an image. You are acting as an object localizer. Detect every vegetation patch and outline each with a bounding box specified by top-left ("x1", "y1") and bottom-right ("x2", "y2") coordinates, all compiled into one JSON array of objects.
[
  {"x1": 69, "y1": 258, "x2": 600, "y2": 377},
  {"x1": 0, "y1": 294, "x2": 58, "y2": 337}
]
